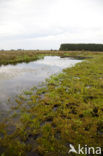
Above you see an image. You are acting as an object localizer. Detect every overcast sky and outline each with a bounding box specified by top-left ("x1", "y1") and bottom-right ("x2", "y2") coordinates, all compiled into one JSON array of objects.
[{"x1": 0, "y1": 0, "x2": 103, "y2": 50}]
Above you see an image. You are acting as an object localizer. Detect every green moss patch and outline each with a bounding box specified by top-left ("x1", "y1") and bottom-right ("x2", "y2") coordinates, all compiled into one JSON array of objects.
[{"x1": 0, "y1": 52, "x2": 103, "y2": 155}]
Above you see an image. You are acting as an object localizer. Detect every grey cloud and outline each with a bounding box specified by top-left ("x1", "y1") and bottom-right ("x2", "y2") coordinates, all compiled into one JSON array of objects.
[{"x1": 0, "y1": 0, "x2": 103, "y2": 49}]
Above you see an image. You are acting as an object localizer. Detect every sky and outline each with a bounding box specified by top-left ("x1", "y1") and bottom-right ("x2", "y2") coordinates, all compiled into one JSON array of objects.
[{"x1": 0, "y1": 0, "x2": 103, "y2": 50}]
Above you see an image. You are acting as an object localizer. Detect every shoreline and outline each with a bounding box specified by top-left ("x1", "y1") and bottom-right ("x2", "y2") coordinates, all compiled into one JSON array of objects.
[
  {"x1": 0, "y1": 50, "x2": 101, "y2": 65},
  {"x1": 0, "y1": 52, "x2": 103, "y2": 155}
]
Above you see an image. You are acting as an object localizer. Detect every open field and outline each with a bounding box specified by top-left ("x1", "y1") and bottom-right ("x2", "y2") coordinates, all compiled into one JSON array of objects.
[
  {"x1": 0, "y1": 50, "x2": 46, "y2": 65},
  {"x1": 0, "y1": 50, "x2": 103, "y2": 65},
  {"x1": 0, "y1": 51, "x2": 103, "y2": 155}
]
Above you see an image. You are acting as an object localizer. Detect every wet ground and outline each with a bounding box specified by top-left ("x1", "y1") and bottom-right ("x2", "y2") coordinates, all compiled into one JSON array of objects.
[{"x1": 0, "y1": 56, "x2": 82, "y2": 117}]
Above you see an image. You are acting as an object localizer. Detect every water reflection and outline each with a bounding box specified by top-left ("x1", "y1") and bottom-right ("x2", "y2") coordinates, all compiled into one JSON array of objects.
[{"x1": 0, "y1": 56, "x2": 82, "y2": 112}]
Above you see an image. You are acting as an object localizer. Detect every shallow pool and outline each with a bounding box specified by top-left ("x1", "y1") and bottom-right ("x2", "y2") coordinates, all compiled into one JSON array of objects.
[{"x1": 0, "y1": 56, "x2": 82, "y2": 115}]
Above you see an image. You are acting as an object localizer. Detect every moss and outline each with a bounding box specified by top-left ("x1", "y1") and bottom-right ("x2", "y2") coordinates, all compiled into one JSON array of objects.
[
  {"x1": 0, "y1": 52, "x2": 103, "y2": 155},
  {"x1": 24, "y1": 91, "x2": 33, "y2": 95}
]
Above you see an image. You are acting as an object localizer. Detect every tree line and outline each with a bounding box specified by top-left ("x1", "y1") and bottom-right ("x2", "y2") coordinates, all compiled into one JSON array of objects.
[{"x1": 59, "y1": 44, "x2": 103, "y2": 51}]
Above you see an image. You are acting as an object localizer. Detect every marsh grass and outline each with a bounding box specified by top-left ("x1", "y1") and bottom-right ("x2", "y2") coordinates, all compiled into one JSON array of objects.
[
  {"x1": 0, "y1": 50, "x2": 45, "y2": 65},
  {"x1": 0, "y1": 51, "x2": 103, "y2": 155},
  {"x1": 0, "y1": 49, "x2": 100, "y2": 65}
]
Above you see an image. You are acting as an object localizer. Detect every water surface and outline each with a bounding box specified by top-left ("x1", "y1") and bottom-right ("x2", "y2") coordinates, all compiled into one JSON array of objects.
[{"x1": 0, "y1": 56, "x2": 82, "y2": 115}]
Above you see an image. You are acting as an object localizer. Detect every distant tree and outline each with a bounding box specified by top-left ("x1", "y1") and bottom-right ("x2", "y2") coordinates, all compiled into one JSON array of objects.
[
  {"x1": 1, "y1": 49, "x2": 5, "y2": 51},
  {"x1": 11, "y1": 49, "x2": 15, "y2": 51},
  {"x1": 17, "y1": 49, "x2": 22, "y2": 51},
  {"x1": 59, "y1": 44, "x2": 103, "y2": 51}
]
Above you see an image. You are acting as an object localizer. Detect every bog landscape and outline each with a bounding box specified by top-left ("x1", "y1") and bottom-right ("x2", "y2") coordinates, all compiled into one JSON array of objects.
[{"x1": 0, "y1": 44, "x2": 103, "y2": 156}]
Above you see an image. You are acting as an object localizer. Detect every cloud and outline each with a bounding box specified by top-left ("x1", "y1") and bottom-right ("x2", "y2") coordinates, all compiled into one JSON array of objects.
[{"x1": 0, "y1": 0, "x2": 103, "y2": 49}]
